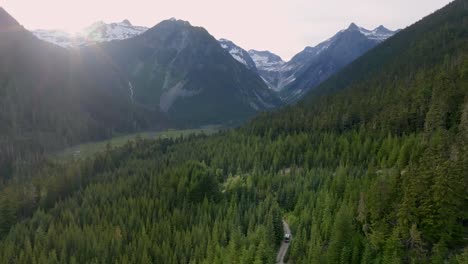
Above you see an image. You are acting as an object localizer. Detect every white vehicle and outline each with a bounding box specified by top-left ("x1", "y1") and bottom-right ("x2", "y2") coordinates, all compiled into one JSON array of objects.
[{"x1": 284, "y1": 233, "x2": 291, "y2": 243}]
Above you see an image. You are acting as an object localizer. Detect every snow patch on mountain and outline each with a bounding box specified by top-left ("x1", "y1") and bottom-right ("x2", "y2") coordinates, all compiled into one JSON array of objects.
[
  {"x1": 32, "y1": 29, "x2": 75, "y2": 48},
  {"x1": 218, "y1": 39, "x2": 257, "y2": 71},
  {"x1": 159, "y1": 80, "x2": 200, "y2": 112},
  {"x1": 32, "y1": 20, "x2": 148, "y2": 48},
  {"x1": 231, "y1": 53, "x2": 247, "y2": 65},
  {"x1": 346, "y1": 23, "x2": 396, "y2": 42},
  {"x1": 248, "y1": 50, "x2": 285, "y2": 72},
  {"x1": 83, "y1": 20, "x2": 148, "y2": 42}
]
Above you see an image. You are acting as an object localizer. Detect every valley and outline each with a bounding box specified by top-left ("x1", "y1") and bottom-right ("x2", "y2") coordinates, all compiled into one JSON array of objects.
[{"x1": 0, "y1": 0, "x2": 466, "y2": 263}]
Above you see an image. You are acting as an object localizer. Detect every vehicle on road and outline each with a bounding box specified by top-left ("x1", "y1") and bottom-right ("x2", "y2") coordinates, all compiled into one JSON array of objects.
[{"x1": 284, "y1": 233, "x2": 291, "y2": 243}]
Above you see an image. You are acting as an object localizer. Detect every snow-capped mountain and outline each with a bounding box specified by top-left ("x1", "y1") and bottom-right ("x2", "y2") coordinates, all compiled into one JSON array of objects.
[
  {"x1": 32, "y1": 20, "x2": 148, "y2": 48},
  {"x1": 248, "y1": 23, "x2": 398, "y2": 101},
  {"x1": 218, "y1": 39, "x2": 257, "y2": 72},
  {"x1": 248, "y1": 50, "x2": 285, "y2": 71},
  {"x1": 82, "y1": 19, "x2": 148, "y2": 42},
  {"x1": 31, "y1": 29, "x2": 75, "y2": 48},
  {"x1": 347, "y1": 23, "x2": 395, "y2": 42}
]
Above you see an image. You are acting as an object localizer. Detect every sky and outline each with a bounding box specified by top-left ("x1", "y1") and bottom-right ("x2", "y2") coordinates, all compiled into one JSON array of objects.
[{"x1": 2, "y1": 0, "x2": 453, "y2": 60}]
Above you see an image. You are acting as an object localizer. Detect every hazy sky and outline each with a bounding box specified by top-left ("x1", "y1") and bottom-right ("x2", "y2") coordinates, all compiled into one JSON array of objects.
[{"x1": 2, "y1": 0, "x2": 452, "y2": 60}]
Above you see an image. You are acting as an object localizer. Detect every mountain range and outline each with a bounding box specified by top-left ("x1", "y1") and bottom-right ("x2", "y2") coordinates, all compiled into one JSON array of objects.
[
  {"x1": 219, "y1": 23, "x2": 398, "y2": 102},
  {"x1": 0, "y1": 7, "x2": 283, "y2": 176},
  {"x1": 0, "y1": 7, "x2": 164, "y2": 177},
  {"x1": 31, "y1": 18, "x2": 280, "y2": 126},
  {"x1": 1, "y1": 5, "x2": 399, "y2": 177},
  {"x1": 33, "y1": 19, "x2": 397, "y2": 104}
]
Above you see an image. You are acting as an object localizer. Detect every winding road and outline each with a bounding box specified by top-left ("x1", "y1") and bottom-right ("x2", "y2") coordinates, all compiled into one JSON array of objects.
[{"x1": 276, "y1": 220, "x2": 291, "y2": 264}]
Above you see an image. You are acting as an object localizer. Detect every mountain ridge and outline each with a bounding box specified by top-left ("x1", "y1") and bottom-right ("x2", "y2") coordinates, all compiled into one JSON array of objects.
[{"x1": 0, "y1": 7, "x2": 22, "y2": 32}]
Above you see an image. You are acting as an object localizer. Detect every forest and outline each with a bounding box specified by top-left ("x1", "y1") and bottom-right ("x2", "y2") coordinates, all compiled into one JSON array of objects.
[{"x1": 0, "y1": 0, "x2": 467, "y2": 263}]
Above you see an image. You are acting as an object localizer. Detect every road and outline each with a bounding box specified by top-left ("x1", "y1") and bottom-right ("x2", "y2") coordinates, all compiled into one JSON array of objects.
[{"x1": 276, "y1": 220, "x2": 291, "y2": 264}]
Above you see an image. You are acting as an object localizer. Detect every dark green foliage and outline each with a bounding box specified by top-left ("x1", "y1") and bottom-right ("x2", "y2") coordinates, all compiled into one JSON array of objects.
[{"x1": 0, "y1": 137, "x2": 283, "y2": 263}]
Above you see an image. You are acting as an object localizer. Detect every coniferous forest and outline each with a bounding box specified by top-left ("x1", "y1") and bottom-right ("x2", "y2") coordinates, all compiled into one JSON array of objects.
[{"x1": 0, "y1": 0, "x2": 467, "y2": 263}]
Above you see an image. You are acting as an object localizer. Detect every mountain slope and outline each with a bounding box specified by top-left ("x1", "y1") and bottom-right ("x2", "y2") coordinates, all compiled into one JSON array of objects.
[
  {"x1": 219, "y1": 38, "x2": 258, "y2": 72},
  {"x1": 89, "y1": 19, "x2": 280, "y2": 126},
  {"x1": 0, "y1": 7, "x2": 161, "y2": 180},
  {"x1": 252, "y1": 1, "x2": 467, "y2": 135},
  {"x1": 247, "y1": 2, "x2": 468, "y2": 262}
]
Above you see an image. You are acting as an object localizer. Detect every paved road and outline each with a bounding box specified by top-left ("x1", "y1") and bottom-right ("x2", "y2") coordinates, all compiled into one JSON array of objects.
[{"x1": 276, "y1": 220, "x2": 291, "y2": 264}]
